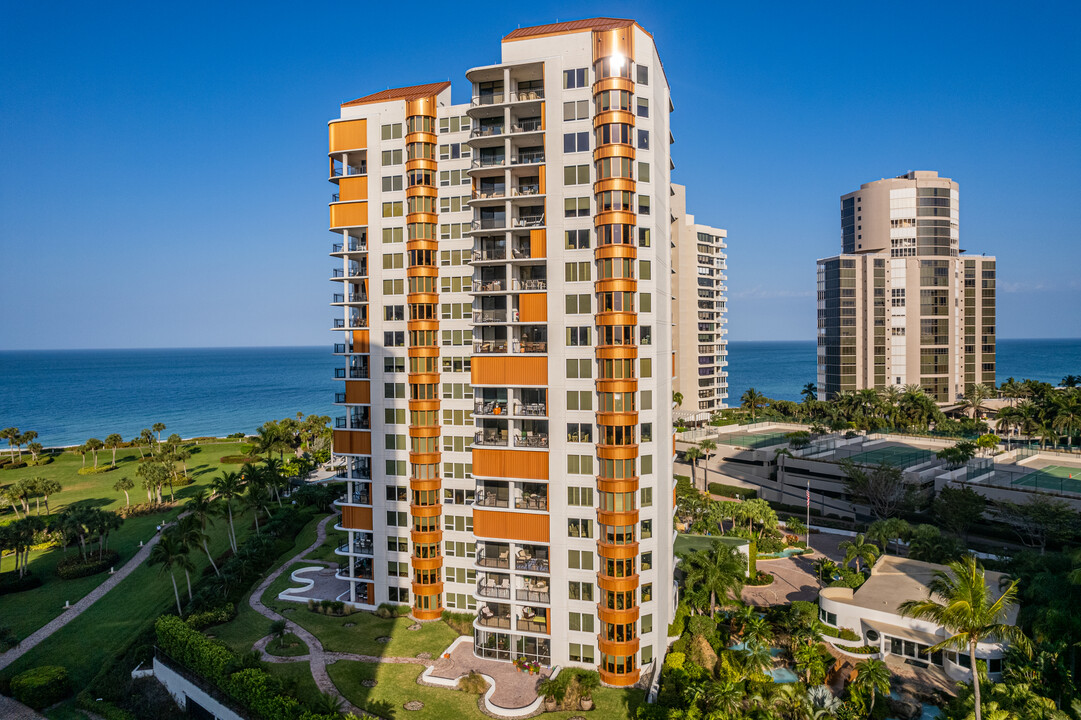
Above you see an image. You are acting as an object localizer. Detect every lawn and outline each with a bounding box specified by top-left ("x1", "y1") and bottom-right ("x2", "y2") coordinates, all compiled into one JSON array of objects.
[
  {"x1": 266, "y1": 632, "x2": 309, "y2": 657},
  {"x1": 267, "y1": 659, "x2": 324, "y2": 708},
  {"x1": 0, "y1": 441, "x2": 248, "y2": 638},
  {"x1": 328, "y1": 662, "x2": 644, "y2": 720},
  {"x1": 0, "y1": 505, "x2": 260, "y2": 689}
]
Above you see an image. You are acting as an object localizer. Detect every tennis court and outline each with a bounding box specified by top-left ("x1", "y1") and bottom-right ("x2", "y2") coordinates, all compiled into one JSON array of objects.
[
  {"x1": 716, "y1": 431, "x2": 791, "y2": 449},
  {"x1": 1012, "y1": 465, "x2": 1081, "y2": 495},
  {"x1": 843, "y1": 445, "x2": 935, "y2": 468}
]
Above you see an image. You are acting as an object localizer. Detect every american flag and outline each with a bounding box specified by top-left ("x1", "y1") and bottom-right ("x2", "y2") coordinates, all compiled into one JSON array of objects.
[{"x1": 806, "y1": 487, "x2": 810, "y2": 508}]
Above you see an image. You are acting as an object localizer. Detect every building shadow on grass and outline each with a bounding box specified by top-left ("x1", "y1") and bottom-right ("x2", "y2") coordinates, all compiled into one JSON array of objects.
[{"x1": 69, "y1": 497, "x2": 113, "y2": 509}]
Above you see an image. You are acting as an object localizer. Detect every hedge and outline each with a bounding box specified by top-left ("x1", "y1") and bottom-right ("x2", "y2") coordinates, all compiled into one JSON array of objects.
[
  {"x1": 117, "y1": 502, "x2": 173, "y2": 519},
  {"x1": 56, "y1": 550, "x2": 120, "y2": 580},
  {"x1": 821, "y1": 625, "x2": 861, "y2": 641},
  {"x1": 707, "y1": 482, "x2": 757, "y2": 500},
  {"x1": 1, "y1": 461, "x2": 28, "y2": 471},
  {"x1": 185, "y1": 603, "x2": 236, "y2": 631},
  {"x1": 77, "y1": 465, "x2": 116, "y2": 475},
  {"x1": 11, "y1": 665, "x2": 72, "y2": 709},
  {"x1": 220, "y1": 455, "x2": 259, "y2": 464}
]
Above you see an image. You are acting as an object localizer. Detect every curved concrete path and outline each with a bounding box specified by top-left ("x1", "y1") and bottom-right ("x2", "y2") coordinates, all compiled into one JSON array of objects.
[{"x1": 0, "y1": 515, "x2": 186, "y2": 672}]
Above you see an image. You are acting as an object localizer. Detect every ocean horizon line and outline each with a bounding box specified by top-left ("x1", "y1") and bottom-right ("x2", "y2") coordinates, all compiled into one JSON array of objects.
[{"x1": 3, "y1": 336, "x2": 1079, "y2": 353}]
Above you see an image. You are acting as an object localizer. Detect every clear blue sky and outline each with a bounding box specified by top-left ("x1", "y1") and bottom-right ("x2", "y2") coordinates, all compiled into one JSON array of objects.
[{"x1": 2, "y1": 1, "x2": 1078, "y2": 349}]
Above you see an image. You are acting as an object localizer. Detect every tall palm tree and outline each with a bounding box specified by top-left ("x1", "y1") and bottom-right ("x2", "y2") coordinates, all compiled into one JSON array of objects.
[
  {"x1": 152, "y1": 423, "x2": 166, "y2": 446},
  {"x1": 801, "y1": 382, "x2": 818, "y2": 403},
  {"x1": 839, "y1": 534, "x2": 880, "y2": 573},
  {"x1": 211, "y1": 470, "x2": 244, "y2": 552},
  {"x1": 184, "y1": 489, "x2": 222, "y2": 575},
  {"x1": 17, "y1": 431, "x2": 37, "y2": 461},
  {"x1": 105, "y1": 433, "x2": 124, "y2": 465},
  {"x1": 741, "y1": 388, "x2": 767, "y2": 422},
  {"x1": 741, "y1": 614, "x2": 774, "y2": 650},
  {"x1": 149, "y1": 533, "x2": 189, "y2": 615},
  {"x1": 138, "y1": 428, "x2": 155, "y2": 458},
  {"x1": 680, "y1": 540, "x2": 746, "y2": 618},
  {"x1": 851, "y1": 658, "x2": 891, "y2": 715},
  {"x1": 37, "y1": 478, "x2": 61, "y2": 515},
  {"x1": 684, "y1": 447, "x2": 703, "y2": 492},
  {"x1": 899, "y1": 557, "x2": 1028, "y2": 720},
  {"x1": 0, "y1": 428, "x2": 18, "y2": 462},
  {"x1": 242, "y1": 485, "x2": 270, "y2": 534},
  {"x1": 113, "y1": 477, "x2": 134, "y2": 507},
  {"x1": 85, "y1": 438, "x2": 104, "y2": 468},
  {"x1": 698, "y1": 440, "x2": 717, "y2": 490},
  {"x1": 1053, "y1": 397, "x2": 1081, "y2": 449}
]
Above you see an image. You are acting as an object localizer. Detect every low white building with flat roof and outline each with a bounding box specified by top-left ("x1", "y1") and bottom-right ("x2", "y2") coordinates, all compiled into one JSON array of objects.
[{"x1": 818, "y1": 555, "x2": 1016, "y2": 682}]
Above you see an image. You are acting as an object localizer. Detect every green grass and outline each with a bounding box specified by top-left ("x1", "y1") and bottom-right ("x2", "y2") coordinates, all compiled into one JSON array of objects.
[
  {"x1": 0, "y1": 441, "x2": 251, "y2": 639},
  {"x1": 208, "y1": 593, "x2": 277, "y2": 654},
  {"x1": 304, "y1": 536, "x2": 342, "y2": 563},
  {"x1": 266, "y1": 632, "x2": 309, "y2": 657},
  {"x1": 328, "y1": 662, "x2": 643, "y2": 720},
  {"x1": 675, "y1": 533, "x2": 749, "y2": 556},
  {"x1": 266, "y1": 660, "x2": 324, "y2": 709},
  {"x1": 268, "y1": 597, "x2": 459, "y2": 658},
  {"x1": 0, "y1": 506, "x2": 259, "y2": 690},
  {"x1": 43, "y1": 703, "x2": 92, "y2": 720}
]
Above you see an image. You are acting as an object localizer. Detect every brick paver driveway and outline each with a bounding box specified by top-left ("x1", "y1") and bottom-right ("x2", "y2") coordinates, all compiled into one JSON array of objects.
[{"x1": 741, "y1": 552, "x2": 822, "y2": 607}]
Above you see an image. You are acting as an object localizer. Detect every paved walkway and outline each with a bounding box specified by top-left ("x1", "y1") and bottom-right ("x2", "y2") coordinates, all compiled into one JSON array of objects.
[
  {"x1": 429, "y1": 640, "x2": 546, "y2": 709},
  {"x1": 0, "y1": 695, "x2": 47, "y2": 719},
  {"x1": 742, "y1": 552, "x2": 823, "y2": 606},
  {"x1": 248, "y1": 512, "x2": 371, "y2": 716},
  {"x1": 0, "y1": 515, "x2": 186, "y2": 672}
]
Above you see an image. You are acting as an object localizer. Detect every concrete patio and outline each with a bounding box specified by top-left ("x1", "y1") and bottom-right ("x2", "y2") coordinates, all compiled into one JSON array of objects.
[{"x1": 427, "y1": 638, "x2": 550, "y2": 710}]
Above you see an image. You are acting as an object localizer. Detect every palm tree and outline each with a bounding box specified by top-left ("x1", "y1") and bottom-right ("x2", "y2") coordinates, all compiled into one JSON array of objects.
[
  {"x1": 2, "y1": 487, "x2": 22, "y2": 519},
  {"x1": 262, "y1": 458, "x2": 286, "y2": 506},
  {"x1": 851, "y1": 658, "x2": 891, "y2": 715},
  {"x1": 37, "y1": 479, "x2": 61, "y2": 515},
  {"x1": 185, "y1": 489, "x2": 221, "y2": 575},
  {"x1": 149, "y1": 533, "x2": 189, "y2": 615},
  {"x1": 138, "y1": 428, "x2": 155, "y2": 458},
  {"x1": 242, "y1": 485, "x2": 271, "y2": 533},
  {"x1": 269, "y1": 618, "x2": 288, "y2": 649},
  {"x1": 0, "y1": 428, "x2": 18, "y2": 462},
  {"x1": 698, "y1": 440, "x2": 717, "y2": 490},
  {"x1": 684, "y1": 447, "x2": 703, "y2": 492},
  {"x1": 113, "y1": 477, "x2": 134, "y2": 507},
  {"x1": 152, "y1": 423, "x2": 166, "y2": 446},
  {"x1": 17, "y1": 431, "x2": 37, "y2": 461},
  {"x1": 801, "y1": 382, "x2": 818, "y2": 403},
  {"x1": 313, "y1": 693, "x2": 344, "y2": 716},
  {"x1": 680, "y1": 540, "x2": 746, "y2": 618},
  {"x1": 961, "y1": 383, "x2": 993, "y2": 420},
  {"x1": 211, "y1": 471, "x2": 244, "y2": 552},
  {"x1": 741, "y1": 614, "x2": 774, "y2": 650},
  {"x1": 1053, "y1": 398, "x2": 1081, "y2": 449},
  {"x1": 85, "y1": 438, "x2": 104, "y2": 468},
  {"x1": 104, "y1": 433, "x2": 124, "y2": 465},
  {"x1": 26, "y1": 442, "x2": 43, "y2": 462},
  {"x1": 741, "y1": 388, "x2": 767, "y2": 422},
  {"x1": 839, "y1": 534, "x2": 880, "y2": 573},
  {"x1": 899, "y1": 556, "x2": 1028, "y2": 720},
  {"x1": 673, "y1": 391, "x2": 684, "y2": 408}
]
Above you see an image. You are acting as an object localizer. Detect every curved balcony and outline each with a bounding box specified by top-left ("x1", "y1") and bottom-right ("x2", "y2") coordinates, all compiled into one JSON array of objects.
[{"x1": 335, "y1": 539, "x2": 374, "y2": 557}]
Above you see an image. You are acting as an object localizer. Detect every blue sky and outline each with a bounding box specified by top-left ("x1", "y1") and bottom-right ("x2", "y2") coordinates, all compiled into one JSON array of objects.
[{"x1": 1, "y1": 1, "x2": 1078, "y2": 349}]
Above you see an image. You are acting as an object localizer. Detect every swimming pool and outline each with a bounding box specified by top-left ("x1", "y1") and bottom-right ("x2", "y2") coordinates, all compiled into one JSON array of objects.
[
  {"x1": 758, "y1": 547, "x2": 813, "y2": 559},
  {"x1": 728, "y1": 642, "x2": 785, "y2": 657},
  {"x1": 770, "y1": 667, "x2": 799, "y2": 683}
]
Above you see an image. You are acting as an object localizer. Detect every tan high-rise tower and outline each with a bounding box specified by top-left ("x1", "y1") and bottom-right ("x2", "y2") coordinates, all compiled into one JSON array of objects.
[{"x1": 817, "y1": 171, "x2": 996, "y2": 402}]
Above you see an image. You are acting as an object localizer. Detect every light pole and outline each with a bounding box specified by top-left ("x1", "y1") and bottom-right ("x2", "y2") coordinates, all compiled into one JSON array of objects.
[{"x1": 805, "y1": 477, "x2": 811, "y2": 552}]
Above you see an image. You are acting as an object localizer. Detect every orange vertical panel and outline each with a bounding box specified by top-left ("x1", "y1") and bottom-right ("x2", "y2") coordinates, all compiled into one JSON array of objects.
[
  {"x1": 530, "y1": 229, "x2": 546, "y2": 258},
  {"x1": 471, "y1": 356, "x2": 547, "y2": 386},
  {"x1": 352, "y1": 331, "x2": 369, "y2": 352},
  {"x1": 333, "y1": 430, "x2": 371, "y2": 455},
  {"x1": 539, "y1": 164, "x2": 546, "y2": 194},
  {"x1": 338, "y1": 175, "x2": 368, "y2": 201},
  {"x1": 345, "y1": 381, "x2": 371, "y2": 404},
  {"x1": 472, "y1": 448, "x2": 549, "y2": 480},
  {"x1": 341, "y1": 505, "x2": 373, "y2": 530},
  {"x1": 330, "y1": 202, "x2": 368, "y2": 228},
  {"x1": 329, "y1": 118, "x2": 367, "y2": 152},
  {"x1": 472, "y1": 510, "x2": 550, "y2": 543},
  {"x1": 519, "y1": 293, "x2": 547, "y2": 323}
]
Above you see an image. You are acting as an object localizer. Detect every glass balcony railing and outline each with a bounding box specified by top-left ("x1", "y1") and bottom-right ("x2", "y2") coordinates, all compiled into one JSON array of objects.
[
  {"x1": 513, "y1": 214, "x2": 544, "y2": 227},
  {"x1": 471, "y1": 125, "x2": 504, "y2": 137},
  {"x1": 477, "y1": 580, "x2": 511, "y2": 599},
  {"x1": 514, "y1": 434, "x2": 548, "y2": 449},
  {"x1": 512, "y1": 152, "x2": 544, "y2": 166}
]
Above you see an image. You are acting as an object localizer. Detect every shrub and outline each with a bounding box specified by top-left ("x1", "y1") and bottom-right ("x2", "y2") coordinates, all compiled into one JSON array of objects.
[
  {"x1": 663, "y1": 651, "x2": 686, "y2": 672},
  {"x1": 56, "y1": 550, "x2": 120, "y2": 580},
  {"x1": 220, "y1": 455, "x2": 258, "y2": 464},
  {"x1": 442, "y1": 610, "x2": 474, "y2": 636},
  {"x1": 2, "y1": 461, "x2": 28, "y2": 471},
  {"x1": 685, "y1": 615, "x2": 718, "y2": 643},
  {"x1": 117, "y1": 502, "x2": 172, "y2": 519},
  {"x1": 25, "y1": 456, "x2": 54, "y2": 467},
  {"x1": 707, "y1": 482, "x2": 757, "y2": 499},
  {"x1": 746, "y1": 571, "x2": 774, "y2": 586},
  {"x1": 376, "y1": 603, "x2": 411, "y2": 619},
  {"x1": 0, "y1": 571, "x2": 43, "y2": 596},
  {"x1": 155, "y1": 616, "x2": 233, "y2": 686},
  {"x1": 756, "y1": 536, "x2": 785, "y2": 554},
  {"x1": 667, "y1": 601, "x2": 690, "y2": 637},
  {"x1": 11, "y1": 665, "x2": 72, "y2": 709},
  {"x1": 77, "y1": 465, "x2": 116, "y2": 475},
  {"x1": 186, "y1": 603, "x2": 236, "y2": 630},
  {"x1": 458, "y1": 671, "x2": 489, "y2": 694},
  {"x1": 819, "y1": 625, "x2": 861, "y2": 641}
]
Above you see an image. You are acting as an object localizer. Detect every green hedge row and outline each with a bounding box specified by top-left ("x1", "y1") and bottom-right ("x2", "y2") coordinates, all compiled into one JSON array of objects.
[
  {"x1": 56, "y1": 550, "x2": 119, "y2": 580},
  {"x1": 11, "y1": 665, "x2": 72, "y2": 709},
  {"x1": 219, "y1": 455, "x2": 259, "y2": 464},
  {"x1": 0, "y1": 571, "x2": 43, "y2": 596},
  {"x1": 77, "y1": 465, "x2": 116, "y2": 475},
  {"x1": 707, "y1": 482, "x2": 757, "y2": 499}
]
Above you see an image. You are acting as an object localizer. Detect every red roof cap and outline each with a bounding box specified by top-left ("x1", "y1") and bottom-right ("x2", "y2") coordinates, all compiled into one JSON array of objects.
[
  {"x1": 502, "y1": 17, "x2": 646, "y2": 42},
  {"x1": 342, "y1": 81, "x2": 451, "y2": 107}
]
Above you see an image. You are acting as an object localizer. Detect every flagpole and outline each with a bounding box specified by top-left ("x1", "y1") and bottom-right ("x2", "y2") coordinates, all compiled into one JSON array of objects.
[{"x1": 805, "y1": 477, "x2": 811, "y2": 552}]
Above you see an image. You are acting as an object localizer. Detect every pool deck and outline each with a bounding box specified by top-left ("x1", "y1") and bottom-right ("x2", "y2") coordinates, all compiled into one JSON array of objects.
[{"x1": 427, "y1": 640, "x2": 549, "y2": 709}]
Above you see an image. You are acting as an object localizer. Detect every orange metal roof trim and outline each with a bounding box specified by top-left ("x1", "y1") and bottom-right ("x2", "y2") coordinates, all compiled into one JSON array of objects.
[
  {"x1": 342, "y1": 81, "x2": 451, "y2": 107},
  {"x1": 502, "y1": 17, "x2": 649, "y2": 42}
]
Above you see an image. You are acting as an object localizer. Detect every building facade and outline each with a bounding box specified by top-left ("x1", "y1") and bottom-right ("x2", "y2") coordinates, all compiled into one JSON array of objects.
[
  {"x1": 671, "y1": 184, "x2": 728, "y2": 418},
  {"x1": 817, "y1": 171, "x2": 996, "y2": 402},
  {"x1": 327, "y1": 18, "x2": 677, "y2": 686}
]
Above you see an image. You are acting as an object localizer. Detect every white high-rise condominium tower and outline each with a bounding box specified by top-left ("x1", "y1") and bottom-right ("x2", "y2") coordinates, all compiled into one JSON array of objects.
[
  {"x1": 817, "y1": 171, "x2": 996, "y2": 402},
  {"x1": 325, "y1": 17, "x2": 712, "y2": 686}
]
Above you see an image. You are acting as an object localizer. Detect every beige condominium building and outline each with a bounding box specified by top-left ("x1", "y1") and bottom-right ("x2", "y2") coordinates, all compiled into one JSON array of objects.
[
  {"x1": 817, "y1": 171, "x2": 996, "y2": 402},
  {"x1": 326, "y1": 17, "x2": 682, "y2": 686},
  {"x1": 671, "y1": 184, "x2": 728, "y2": 419}
]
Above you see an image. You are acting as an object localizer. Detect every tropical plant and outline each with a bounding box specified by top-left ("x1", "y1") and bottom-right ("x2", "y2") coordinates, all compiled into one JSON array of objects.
[
  {"x1": 152, "y1": 422, "x2": 166, "y2": 445},
  {"x1": 85, "y1": 437, "x2": 104, "y2": 468},
  {"x1": 673, "y1": 391, "x2": 683, "y2": 408},
  {"x1": 684, "y1": 447, "x2": 703, "y2": 492},
  {"x1": 268, "y1": 618, "x2": 288, "y2": 649},
  {"x1": 840, "y1": 459, "x2": 908, "y2": 519},
  {"x1": 801, "y1": 382, "x2": 818, "y2": 403},
  {"x1": 698, "y1": 439, "x2": 717, "y2": 490},
  {"x1": 149, "y1": 533, "x2": 190, "y2": 615},
  {"x1": 211, "y1": 470, "x2": 244, "y2": 553},
  {"x1": 867, "y1": 517, "x2": 910, "y2": 555},
  {"x1": 26, "y1": 442, "x2": 43, "y2": 462},
  {"x1": 839, "y1": 534, "x2": 880, "y2": 573},
  {"x1": 1, "y1": 427, "x2": 18, "y2": 461},
  {"x1": 850, "y1": 657, "x2": 891, "y2": 715},
  {"x1": 185, "y1": 489, "x2": 222, "y2": 575},
  {"x1": 112, "y1": 477, "x2": 134, "y2": 506},
  {"x1": 741, "y1": 388, "x2": 767, "y2": 421},
  {"x1": 680, "y1": 540, "x2": 747, "y2": 617},
  {"x1": 899, "y1": 556, "x2": 1028, "y2": 720},
  {"x1": 36, "y1": 478, "x2": 61, "y2": 515},
  {"x1": 104, "y1": 433, "x2": 123, "y2": 465}
]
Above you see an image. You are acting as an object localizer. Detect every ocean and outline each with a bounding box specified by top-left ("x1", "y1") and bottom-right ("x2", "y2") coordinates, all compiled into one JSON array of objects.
[{"x1": 0, "y1": 339, "x2": 1078, "y2": 448}]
